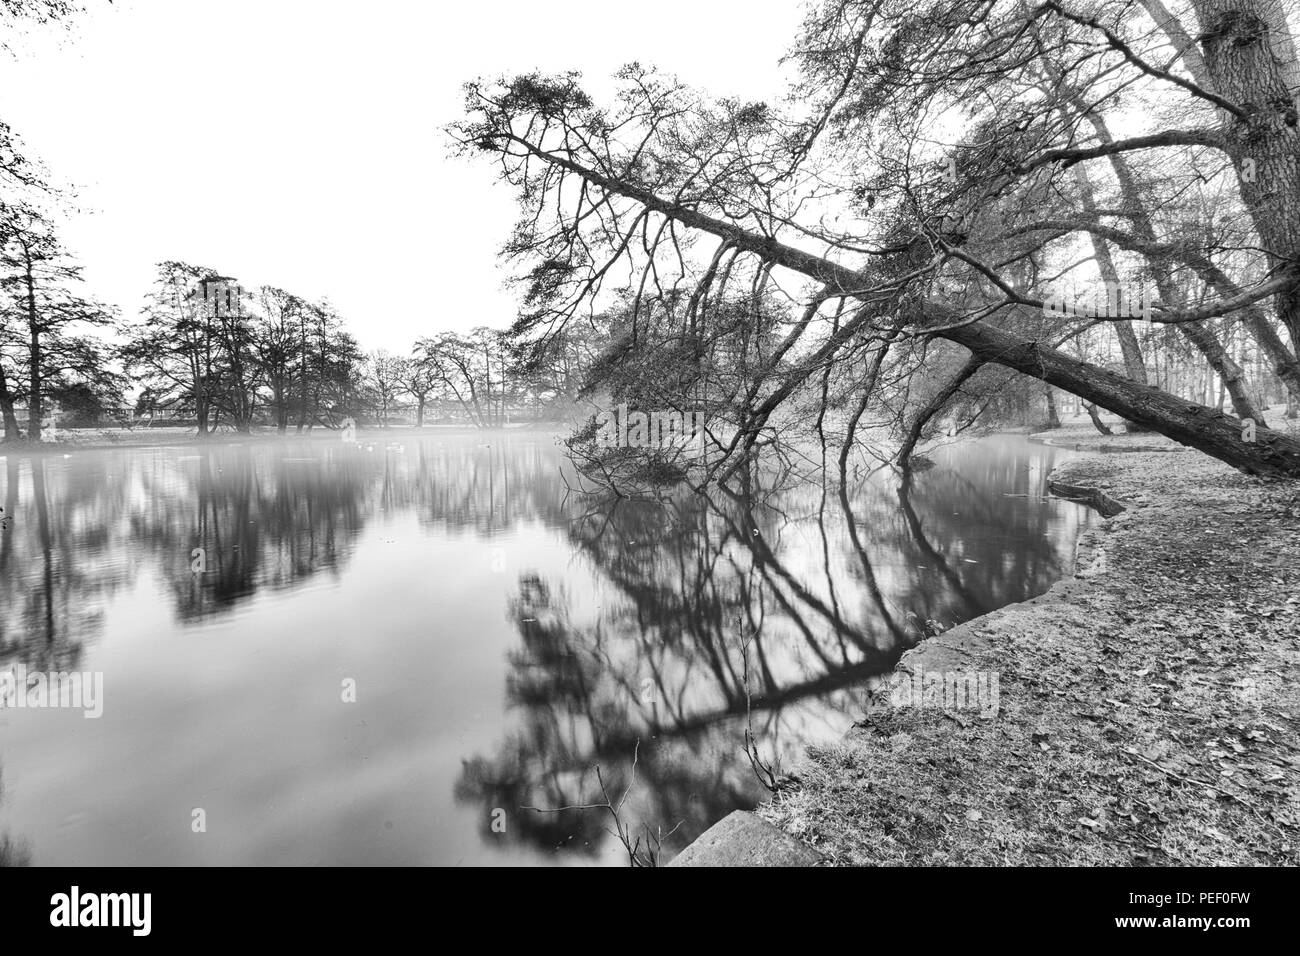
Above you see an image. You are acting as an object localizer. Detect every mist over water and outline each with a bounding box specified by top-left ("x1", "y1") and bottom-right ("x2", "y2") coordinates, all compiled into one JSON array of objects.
[{"x1": 0, "y1": 431, "x2": 1093, "y2": 865}]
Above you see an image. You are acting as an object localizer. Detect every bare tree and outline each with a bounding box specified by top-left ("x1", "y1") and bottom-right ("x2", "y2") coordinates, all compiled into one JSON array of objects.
[
  {"x1": 397, "y1": 352, "x2": 437, "y2": 427},
  {"x1": 453, "y1": 2, "x2": 1300, "y2": 477},
  {"x1": 363, "y1": 349, "x2": 405, "y2": 428},
  {"x1": 0, "y1": 203, "x2": 112, "y2": 441}
]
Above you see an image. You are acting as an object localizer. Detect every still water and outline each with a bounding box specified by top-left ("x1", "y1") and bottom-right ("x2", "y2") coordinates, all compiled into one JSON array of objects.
[{"x1": 0, "y1": 431, "x2": 1093, "y2": 865}]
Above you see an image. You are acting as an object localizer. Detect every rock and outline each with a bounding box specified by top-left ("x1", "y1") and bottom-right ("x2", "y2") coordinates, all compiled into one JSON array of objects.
[{"x1": 668, "y1": 811, "x2": 824, "y2": 867}]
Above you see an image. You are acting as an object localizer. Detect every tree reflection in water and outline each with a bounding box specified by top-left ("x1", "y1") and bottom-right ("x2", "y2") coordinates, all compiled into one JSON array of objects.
[
  {"x1": 456, "y1": 438, "x2": 1094, "y2": 862},
  {"x1": 0, "y1": 434, "x2": 1090, "y2": 864}
]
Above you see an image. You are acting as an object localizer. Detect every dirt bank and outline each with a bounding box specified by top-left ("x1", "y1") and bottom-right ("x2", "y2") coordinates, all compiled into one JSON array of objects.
[{"x1": 760, "y1": 449, "x2": 1300, "y2": 865}]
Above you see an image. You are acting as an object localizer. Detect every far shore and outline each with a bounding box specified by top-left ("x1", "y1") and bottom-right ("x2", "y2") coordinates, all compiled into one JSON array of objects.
[{"x1": 0, "y1": 421, "x2": 569, "y2": 455}]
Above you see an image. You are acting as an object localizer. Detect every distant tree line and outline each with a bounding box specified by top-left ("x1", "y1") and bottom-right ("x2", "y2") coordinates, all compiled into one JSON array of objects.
[
  {"x1": 0, "y1": 238, "x2": 608, "y2": 440},
  {"x1": 0, "y1": 2, "x2": 613, "y2": 441}
]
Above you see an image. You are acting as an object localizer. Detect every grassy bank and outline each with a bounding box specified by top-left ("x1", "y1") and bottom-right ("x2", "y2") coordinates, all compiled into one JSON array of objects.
[{"x1": 761, "y1": 440, "x2": 1300, "y2": 865}]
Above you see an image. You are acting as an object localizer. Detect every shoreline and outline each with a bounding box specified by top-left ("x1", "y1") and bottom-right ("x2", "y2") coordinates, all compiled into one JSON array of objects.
[
  {"x1": 0, "y1": 423, "x2": 566, "y2": 456},
  {"x1": 676, "y1": 443, "x2": 1300, "y2": 866}
]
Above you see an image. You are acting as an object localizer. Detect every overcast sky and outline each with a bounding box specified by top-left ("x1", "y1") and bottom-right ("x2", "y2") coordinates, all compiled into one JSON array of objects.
[{"x1": 0, "y1": 0, "x2": 802, "y2": 353}]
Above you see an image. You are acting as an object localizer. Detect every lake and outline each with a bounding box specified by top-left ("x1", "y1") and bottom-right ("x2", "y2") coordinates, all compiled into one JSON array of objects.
[{"x1": 0, "y1": 431, "x2": 1094, "y2": 865}]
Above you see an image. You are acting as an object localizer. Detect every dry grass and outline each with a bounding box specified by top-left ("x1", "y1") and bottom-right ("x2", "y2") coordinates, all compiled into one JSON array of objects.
[{"x1": 762, "y1": 444, "x2": 1300, "y2": 866}]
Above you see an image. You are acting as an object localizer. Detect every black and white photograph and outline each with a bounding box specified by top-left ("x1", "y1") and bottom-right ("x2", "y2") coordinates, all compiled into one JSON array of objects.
[{"x1": 0, "y1": 0, "x2": 1293, "y2": 932}]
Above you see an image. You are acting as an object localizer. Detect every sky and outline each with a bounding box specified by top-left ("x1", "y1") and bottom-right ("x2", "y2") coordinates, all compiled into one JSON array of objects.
[{"x1": 0, "y1": 0, "x2": 804, "y2": 353}]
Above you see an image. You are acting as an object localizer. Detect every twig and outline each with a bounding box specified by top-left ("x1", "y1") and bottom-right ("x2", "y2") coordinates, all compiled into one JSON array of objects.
[
  {"x1": 738, "y1": 617, "x2": 780, "y2": 792},
  {"x1": 1122, "y1": 747, "x2": 1287, "y2": 837},
  {"x1": 521, "y1": 740, "x2": 681, "y2": 866}
]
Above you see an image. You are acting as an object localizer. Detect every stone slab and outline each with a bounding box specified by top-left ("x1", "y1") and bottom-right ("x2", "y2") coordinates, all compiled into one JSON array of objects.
[{"x1": 668, "y1": 810, "x2": 824, "y2": 867}]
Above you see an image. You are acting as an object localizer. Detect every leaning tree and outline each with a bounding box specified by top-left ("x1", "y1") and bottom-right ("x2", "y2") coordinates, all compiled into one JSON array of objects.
[{"x1": 454, "y1": 0, "x2": 1300, "y2": 479}]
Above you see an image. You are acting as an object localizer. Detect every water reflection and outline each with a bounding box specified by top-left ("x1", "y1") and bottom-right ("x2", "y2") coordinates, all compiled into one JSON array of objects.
[
  {"x1": 0, "y1": 433, "x2": 1092, "y2": 865},
  {"x1": 455, "y1": 440, "x2": 1094, "y2": 861}
]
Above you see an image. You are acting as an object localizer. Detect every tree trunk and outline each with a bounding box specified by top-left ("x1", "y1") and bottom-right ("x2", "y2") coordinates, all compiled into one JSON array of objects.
[
  {"x1": 1044, "y1": 386, "x2": 1061, "y2": 428},
  {"x1": 1136, "y1": 5, "x2": 1300, "y2": 404},
  {"x1": 0, "y1": 361, "x2": 21, "y2": 440},
  {"x1": 298, "y1": 319, "x2": 309, "y2": 433},
  {"x1": 1179, "y1": 320, "x2": 1261, "y2": 420},
  {"x1": 519, "y1": 144, "x2": 1300, "y2": 476},
  {"x1": 897, "y1": 357, "x2": 982, "y2": 468},
  {"x1": 1073, "y1": 165, "x2": 1148, "y2": 384},
  {"x1": 482, "y1": 343, "x2": 494, "y2": 427},
  {"x1": 932, "y1": 309, "x2": 1300, "y2": 476},
  {"x1": 1141, "y1": 0, "x2": 1214, "y2": 87},
  {"x1": 1083, "y1": 402, "x2": 1114, "y2": 435},
  {"x1": 23, "y1": 252, "x2": 42, "y2": 443},
  {"x1": 1074, "y1": 112, "x2": 1261, "y2": 419},
  {"x1": 1196, "y1": 0, "x2": 1300, "y2": 353}
]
